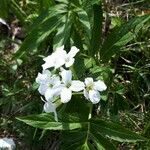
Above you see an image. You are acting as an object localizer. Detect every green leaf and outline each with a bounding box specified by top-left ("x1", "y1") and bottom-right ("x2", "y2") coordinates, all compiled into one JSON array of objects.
[
  {"x1": 14, "y1": 14, "x2": 64, "y2": 58},
  {"x1": 76, "y1": 8, "x2": 91, "y2": 45},
  {"x1": 18, "y1": 102, "x2": 147, "y2": 150},
  {"x1": 17, "y1": 113, "x2": 88, "y2": 130},
  {"x1": 61, "y1": 130, "x2": 89, "y2": 150},
  {"x1": 56, "y1": 0, "x2": 69, "y2": 4},
  {"x1": 0, "y1": 0, "x2": 9, "y2": 19},
  {"x1": 39, "y1": 0, "x2": 55, "y2": 11},
  {"x1": 72, "y1": 25, "x2": 83, "y2": 50},
  {"x1": 84, "y1": 57, "x2": 96, "y2": 69},
  {"x1": 74, "y1": 55, "x2": 86, "y2": 79},
  {"x1": 14, "y1": 3, "x2": 69, "y2": 58},
  {"x1": 59, "y1": 96, "x2": 90, "y2": 121},
  {"x1": 90, "y1": 131, "x2": 116, "y2": 150},
  {"x1": 53, "y1": 12, "x2": 72, "y2": 49},
  {"x1": 11, "y1": 0, "x2": 27, "y2": 23},
  {"x1": 29, "y1": 4, "x2": 67, "y2": 31},
  {"x1": 91, "y1": 119, "x2": 147, "y2": 142},
  {"x1": 100, "y1": 15, "x2": 150, "y2": 62},
  {"x1": 90, "y1": 3, "x2": 102, "y2": 56},
  {"x1": 112, "y1": 93, "x2": 129, "y2": 115}
]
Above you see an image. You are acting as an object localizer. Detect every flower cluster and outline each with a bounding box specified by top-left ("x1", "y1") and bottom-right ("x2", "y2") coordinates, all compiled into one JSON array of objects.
[{"x1": 36, "y1": 46, "x2": 107, "y2": 121}]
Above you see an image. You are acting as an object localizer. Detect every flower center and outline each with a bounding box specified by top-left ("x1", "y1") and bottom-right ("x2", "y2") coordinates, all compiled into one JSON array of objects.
[
  {"x1": 65, "y1": 57, "x2": 70, "y2": 62},
  {"x1": 48, "y1": 83, "x2": 53, "y2": 88},
  {"x1": 66, "y1": 81, "x2": 71, "y2": 88},
  {"x1": 86, "y1": 83, "x2": 94, "y2": 91}
]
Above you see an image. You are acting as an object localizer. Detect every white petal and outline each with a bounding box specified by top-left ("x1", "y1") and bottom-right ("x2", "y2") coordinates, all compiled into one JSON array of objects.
[
  {"x1": 42, "y1": 54, "x2": 55, "y2": 69},
  {"x1": 36, "y1": 70, "x2": 51, "y2": 84},
  {"x1": 43, "y1": 101, "x2": 58, "y2": 121},
  {"x1": 42, "y1": 62, "x2": 52, "y2": 70},
  {"x1": 43, "y1": 48, "x2": 66, "y2": 69},
  {"x1": 60, "y1": 88, "x2": 72, "y2": 103},
  {"x1": 94, "y1": 80, "x2": 107, "y2": 91},
  {"x1": 54, "y1": 59, "x2": 65, "y2": 69},
  {"x1": 42, "y1": 69, "x2": 51, "y2": 76},
  {"x1": 70, "y1": 80, "x2": 85, "y2": 92},
  {"x1": 89, "y1": 90, "x2": 100, "y2": 104},
  {"x1": 49, "y1": 85, "x2": 64, "y2": 98},
  {"x1": 43, "y1": 53, "x2": 54, "y2": 62},
  {"x1": 68, "y1": 46, "x2": 79, "y2": 58},
  {"x1": 44, "y1": 101, "x2": 55, "y2": 113},
  {"x1": 54, "y1": 50, "x2": 66, "y2": 69},
  {"x1": 36, "y1": 72, "x2": 43, "y2": 84},
  {"x1": 83, "y1": 89, "x2": 89, "y2": 99},
  {"x1": 61, "y1": 69, "x2": 72, "y2": 85},
  {"x1": 45, "y1": 89, "x2": 54, "y2": 101},
  {"x1": 50, "y1": 75, "x2": 61, "y2": 86},
  {"x1": 85, "y1": 77, "x2": 94, "y2": 86},
  {"x1": 38, "y1": 84, "x2": 48, "y2": 95},
  {"x1": 65, "y1": 57, "x2": 75, "y2": 68}
]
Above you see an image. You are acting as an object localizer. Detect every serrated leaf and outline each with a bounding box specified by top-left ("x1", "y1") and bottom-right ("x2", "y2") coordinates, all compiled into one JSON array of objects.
[
  {"x1": 14, "y1": 14, "x2": 64, "y2": 58},
  {"x1": 72, "y1": 25, "x2": 83, "y2": 50},
  {"x1": 100, "y1": 15, "x2": 150, "y2": 62},
  {"x1": 17, "y1": 113, "x2": 88, "y2": 130},
  {"x1": 90, "y1": 131, "x2": 116, "y2": 150},
  {"x1": 11, "y1": 0, "x2": 27, "y2": 23},
  {"x1": 53, "y1": 12, "x2": 72, "y2": 49},
  {"x1": 18, "y1": 112, "x2": 147, "y2": 149},
  {"x1": 61, "y1": 130, "x2": 89, "y2": 150},
  {"x1": 39, "y1": 0, "x2": 55, "y2": 11},
  {"x1": 90, "y1": 3, "x2": 102, "y2": 56},
  {"x1": 0, "y1": 0, "x2": 9, "y2": 19},
  {"x1": 29, "y1": 4, "x2": 67, "y2": 31},
  {"x1": 91, "y1": 119, "x2": 147, "y2": 142},
  {"x1": 76, "y1": 8, "x2": 91, "y2": 44}
]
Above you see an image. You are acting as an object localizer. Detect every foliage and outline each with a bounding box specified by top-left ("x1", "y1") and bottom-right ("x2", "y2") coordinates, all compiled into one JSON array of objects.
[{"x1": 0, "y1": 0, "x2": 150, "y2": 149}]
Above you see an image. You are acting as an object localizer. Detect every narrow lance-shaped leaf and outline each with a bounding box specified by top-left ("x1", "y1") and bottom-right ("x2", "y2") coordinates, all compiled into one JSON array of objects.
[
  {"x1": 29, "y1": 4, "x2": 68, "y2": 31},
  {"x1": 90, "y1": 131, "x2": 116, "y2": 150},
  {"x1": 61, "y1": 130, "x2": 90, "y2": 150},
  {"x1": 91, "y1": 119, "x2": 147, "y2": 142},
  {"x1": 76, "y1": 8, "x2": 91, "y2": 47},
  {"x1": 100, "y1": 15, "x2": 150, "y2": 62},
  {"x1": 17, "y1": 113, "x2": 88, "y2": 130},
  {"x1": 14, "y1": 14, "x2": 64, "y2": 58},
  {"x1": 39, "y1": 0, "x2": 56, "y2": 11},
  {"x1": 0, "y1": 0, "x2": 9, "y2": 19},
  {"x1": 53, "y1": 12, "x2": 72, "y2": 49},
  {"x1": 11, "y1": 0, "x2": 27, "y2": 24},
  {"x1": 90, "y1": 3, "x2": 103, "y2": 56}
]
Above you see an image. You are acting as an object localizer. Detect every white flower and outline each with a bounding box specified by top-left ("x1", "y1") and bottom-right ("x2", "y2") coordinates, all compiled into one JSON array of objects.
[
  {"x1": 42, "y1": 46, "x2": 66, "y2": 70},
  {"x1": 84, "y1": 78, "x2": 107, "y2": 104},
  {"x1": 64, "y1": 46, "x2": 79, "y2": 68},
  {"x1": 60, "y1": 69, "x2": 85, "y2": 103},
  {"x1": 43, "y1": 101, "x2": 58, "y2": 121},
  {"x1": 40, "y1": 97, "x2": 58, "y2": 121},
  {"x1": 36, "y1": 70, "x2": 61, "y2": 99},
  {"x1": 36, "y1": 70, "x2": 51, "y2": 84},
  {"x1": 36, "y1": 70, "x2": 52, "y2": 95},
  {"x1": 42, "y1": 46, "x2": 79, "y2": 70},
  {"x1": 45, "y1": 84, "x2": 64, "y2": 101}
]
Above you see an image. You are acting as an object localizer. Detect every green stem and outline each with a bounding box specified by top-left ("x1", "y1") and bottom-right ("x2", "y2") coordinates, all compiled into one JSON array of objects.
[
  {"x1": 72, "y1": 92, "x2": 83, "y2": 95},
  {"x1": 85, "y1": 104, "x2": 93, "y2": 144},
  {"x1": 70, "y1": 66, "x2": 78, "y2": 80}
]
